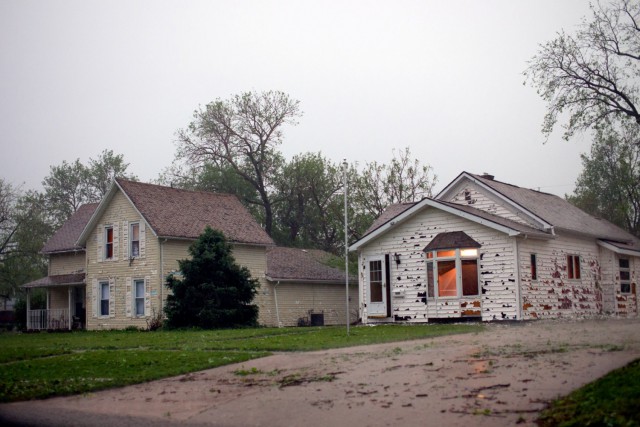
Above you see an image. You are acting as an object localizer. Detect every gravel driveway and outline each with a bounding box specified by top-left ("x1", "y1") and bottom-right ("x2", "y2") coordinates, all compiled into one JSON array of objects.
[{"x1": 2, "y1": 318, "x2": 639, "y2": 427}]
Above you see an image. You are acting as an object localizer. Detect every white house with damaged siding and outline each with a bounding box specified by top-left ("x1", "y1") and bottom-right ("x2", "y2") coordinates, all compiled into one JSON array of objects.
[
  {"x1": 22, "y1": 178, "x2": 356, "y2": 330},
  {"x1": 350, "y1": 172, "x2": 640, "y2": 323}
]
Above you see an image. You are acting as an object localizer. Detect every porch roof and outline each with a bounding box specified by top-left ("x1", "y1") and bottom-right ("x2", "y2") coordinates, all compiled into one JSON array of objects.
[{"x1": 22, "y1": 273, "x2": 85, "y2": 289}]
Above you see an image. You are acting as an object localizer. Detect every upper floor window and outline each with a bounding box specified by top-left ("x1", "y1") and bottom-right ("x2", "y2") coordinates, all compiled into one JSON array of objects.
[
  {"x1": 567, "y1": 255, "x2": 581, "y2": 280},
  {"x1": 105, "y1": 226, "x2": 114, "y2": 260},
  {"x1": 130, "y1": 223, "x2": 140, "y2": 258},
  {"x1": 530, "y1": 254, "x2": 538, "y2": 281},
  {"x1": 619, "y1": 258, "x2": 631, "y2": 294}
]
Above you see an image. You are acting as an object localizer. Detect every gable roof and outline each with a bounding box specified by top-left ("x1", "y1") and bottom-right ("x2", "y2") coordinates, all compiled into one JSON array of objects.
[
  {"x1": 362, "y1": 202, "x2": 416, "y2": 236},
  {"x1": 423, "y1": 231, "x2": 481, "y2": 252},
  {"x1": 78, "y1": 179, "x2": 274, "y2": 246},
  {"x1": 350, "y1": 197, "x2": 553, "y2": 251},
  {"x1": 42, "y1": 203, "x2": 99, "y2": 254},
  {"x1": 438, "y1": 172, "x2": 635, "y2": 243},
  {"x1": 266, "y1": 247, "x2": 356, "y2": 284}
]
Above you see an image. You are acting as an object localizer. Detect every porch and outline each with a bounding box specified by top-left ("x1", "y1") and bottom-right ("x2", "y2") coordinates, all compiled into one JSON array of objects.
[
  {"x1": 27, "y1": 308, "x2": 72, "y2": 330},
  {"x1": 22, "y1": 273, "x2": 86, "y2": 331}
]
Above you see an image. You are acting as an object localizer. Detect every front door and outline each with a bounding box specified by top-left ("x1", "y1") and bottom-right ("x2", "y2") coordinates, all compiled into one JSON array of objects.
[{"x1": 367, "y1": 256, "x2": 387, "y2": 317}]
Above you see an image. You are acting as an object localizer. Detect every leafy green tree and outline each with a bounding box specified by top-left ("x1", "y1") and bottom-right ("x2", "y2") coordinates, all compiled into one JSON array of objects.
[
  {"x1": 567, "y1": 121, "x2": 640, "y2": 237},
  {"x1": 525, "y1": 0, "x2": 640, "y2": 140},
  {"x1": 176, "y1": 91, "x2": 302, "y2": 236},
  {"x1": 352, "y1": 147, "x2": 437, "y2": 221},
  {"x1": 164, "y1": 227, "x2": 259, "y2": 328},
  {"x1": 43, "y1": 150, "x2": 135, "y2": 228},
  {"x1": 0, "y1": 187, "x2": 52, "y2": 304},
  {"x1": 272, "y1": 153, "x2": 345, "y2": 251}
]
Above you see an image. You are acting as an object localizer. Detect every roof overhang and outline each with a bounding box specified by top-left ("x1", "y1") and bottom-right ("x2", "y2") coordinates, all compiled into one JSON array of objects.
[
  {"x1": 597, "y1": 240, "x2": 640, "y2": 257},
  {"x1": 22, "y1": 273, "x2": 86, "y2": 289},
  {"x1": 436, "y1": 172, "x2": 554, "y2": 231},
  {"x1": 349, "y1": 198, "x2": 552, "y2": 252}
]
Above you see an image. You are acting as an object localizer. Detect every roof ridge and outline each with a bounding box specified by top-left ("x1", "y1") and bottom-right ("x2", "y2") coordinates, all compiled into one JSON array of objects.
[
  {"x1": 469, "y1": 172, "x2": 557, "y2": 197},
  {"x1": 116, "y1": 177, "x2": 238, "y2": 199}
]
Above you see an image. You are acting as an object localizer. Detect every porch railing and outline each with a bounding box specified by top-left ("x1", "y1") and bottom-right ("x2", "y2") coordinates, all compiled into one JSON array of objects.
[{"x1": 27, "y1": 309, "x2": 70, "y2": 330}]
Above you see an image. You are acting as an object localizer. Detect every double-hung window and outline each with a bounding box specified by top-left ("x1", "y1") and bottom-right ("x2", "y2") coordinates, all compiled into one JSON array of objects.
[
  {"x1": 130, "y1": 223, "x2": 140, "y2": 258},
  {"x1": 619, "y1": 259, "x2": 631, "y2": 294},
  {"x1": 567, "y1": 255, "x2": 581, "y2": 279},
  {"x1": 134, "y1": 279, "x2": 145, "y2": 316},
  {"x1": 100, "y1": 281, "x2": 110, "y2": 316},
  {"x1": 105, "y1": 226, "x2": 114, "y2": 260}
]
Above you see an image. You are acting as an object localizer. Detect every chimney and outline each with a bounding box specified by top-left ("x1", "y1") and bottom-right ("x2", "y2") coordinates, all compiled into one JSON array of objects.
[{"x1": 480, "y1": 172, "x2": 494, "y2": 180}]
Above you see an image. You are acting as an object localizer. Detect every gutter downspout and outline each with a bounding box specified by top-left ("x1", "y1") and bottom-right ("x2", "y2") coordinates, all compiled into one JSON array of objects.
[
  {"x1": 514, "y1": 236, "x2": 523, "y2": 320},
  {"x1": 160, "y1": 239, "x2": 167, "y2": 312},
  {"x1": 274, "y1": 281, "x2": 281, "y2": 328}
]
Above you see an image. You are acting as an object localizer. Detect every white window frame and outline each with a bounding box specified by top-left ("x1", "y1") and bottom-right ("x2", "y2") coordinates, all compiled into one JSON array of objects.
[
  {"x1": 619, "y1": 258, "x2": 631, "y2": 294},
  {"x1": 130, "y1": 222, "x2": 140, "y2": 258},
  {"x1": 134, "y1": 278, "x2": 145, "y2": 316},
  {"x1": 425, "y1": 248, "x2": 480, "y2": 299},
  {"x1": 99, "y1": 281, "x2": 110, "y2": 317}
]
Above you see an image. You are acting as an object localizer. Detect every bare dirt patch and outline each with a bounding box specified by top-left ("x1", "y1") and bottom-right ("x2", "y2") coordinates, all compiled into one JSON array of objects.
[{"x1": 1, "y1": 318, "x2": 639, "y2": 427}]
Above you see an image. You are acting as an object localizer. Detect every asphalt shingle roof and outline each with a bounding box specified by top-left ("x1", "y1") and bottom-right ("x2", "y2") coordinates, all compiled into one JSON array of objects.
[
  {"x1": 469, "y1": 173, "x2": 635, "y2": 242},
  {"x1": 42, "y1": 204, "x2": 98, "y2": 253},
  {"x1": 266, "y1": 247, "x2": 356, "y2": 283},
  {"x1": 117, "y1": 179, "x2": 274, "y2": 245},
  {"x1": 423, "y1": 231, "x2": 481, "y2": 252}
]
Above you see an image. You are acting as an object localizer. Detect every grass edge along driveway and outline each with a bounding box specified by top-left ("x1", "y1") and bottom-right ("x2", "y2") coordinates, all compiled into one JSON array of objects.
[{"x1": 0, "y1": 323, "x2": 482, "y2": 402}]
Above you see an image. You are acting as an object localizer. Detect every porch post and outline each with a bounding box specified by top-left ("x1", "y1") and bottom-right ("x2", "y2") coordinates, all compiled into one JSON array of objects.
[
  {"x1": 26, "y1": 288, "x2": 31, "y2": 330},
  {"x1": 68, "y1": 287, "x2": 72, "y2": 330}
]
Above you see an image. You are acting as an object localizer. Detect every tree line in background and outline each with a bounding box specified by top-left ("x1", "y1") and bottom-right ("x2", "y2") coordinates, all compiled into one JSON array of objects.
[
  {"x1": 6, "y1": 0, "x2": 640, "y2": 309},
  {"x1": 161, "y1": 90, "x2": 436, "y2": 252},
  {"x1": 0, "y1": 150, "x2": 136, "y2": 306},
  {"x1": 0, "y1": 97, "x2": 436, "y2": 304},
  {"x1": 526, "y1": 0, "x2": 640, "y2": 239}
]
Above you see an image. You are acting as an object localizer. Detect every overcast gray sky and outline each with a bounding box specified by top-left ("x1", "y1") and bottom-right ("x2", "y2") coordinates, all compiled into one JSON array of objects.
[{"x1": 1, "y1": 0, "x2": 593, "y2": 197}]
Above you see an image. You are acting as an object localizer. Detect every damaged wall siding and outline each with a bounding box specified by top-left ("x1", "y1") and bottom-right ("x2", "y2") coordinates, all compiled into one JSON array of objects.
[
  {"x1": 518, "y1": 235, "x2": 603, "y2": 319},
  {"x1": 598, "y1": 246, "x2": 639, "y2": 317},
  {"x1": 359, "y1": 208, "x2": 519, "y2": 323},
  {"x1": 448, "y1": 183, "x2": 539, "y2": 229}
]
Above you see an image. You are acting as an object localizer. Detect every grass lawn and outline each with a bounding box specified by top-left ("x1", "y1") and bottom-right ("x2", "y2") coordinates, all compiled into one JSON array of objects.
[
  {"x1": 0, "y1": 323, "x2": 482, "y2": 402},
  {"x1": 537, "y1": 358, "x2": 640, "y2": 427}
]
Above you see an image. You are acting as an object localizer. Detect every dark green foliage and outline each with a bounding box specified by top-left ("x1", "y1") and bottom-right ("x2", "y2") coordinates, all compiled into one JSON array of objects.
[
  {"x1": 164, "y1": 227, "x2": 259, "y2": 328},
  {"x1": 538, "y1": 358, "x2": 640, "y2": 427},
  {"x1": 13, "y1": 290, "x2": 46, "y2": 330},
  {"x1": 567, "y1": 121, "x2": 640, "y2": 238}
]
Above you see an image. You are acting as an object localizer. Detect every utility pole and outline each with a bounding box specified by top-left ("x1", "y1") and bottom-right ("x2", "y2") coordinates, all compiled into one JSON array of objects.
[{"x1": 343, "y1": 159, "x2": 350, "y2": 336}]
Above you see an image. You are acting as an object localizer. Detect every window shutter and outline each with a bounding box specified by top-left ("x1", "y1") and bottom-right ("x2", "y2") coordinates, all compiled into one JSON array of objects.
[
  {"x1": 97, "y1": 226, "x2": 103, "y2": 263},
  {"x1": 139, "y1": 222, "x2": 146, "y2": 258},
  {"x1": 144, "y1": 276, "x2": 151, "y2": 317},
  {"x1": 109, "y1": 277, "x2": 116, "y2": 318},
  {"x1": 92, "y1": 279, "x2": 98, "y2": 318},
  {"x1": 125, "y1": 277, "x2": 132, "y2": 318},
  {"x1": 112, "y1": 223, "x2": 119, "y2": 261},
  {"x1": 123, "y1": 221, "x2": 129, "y2": 260}
]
